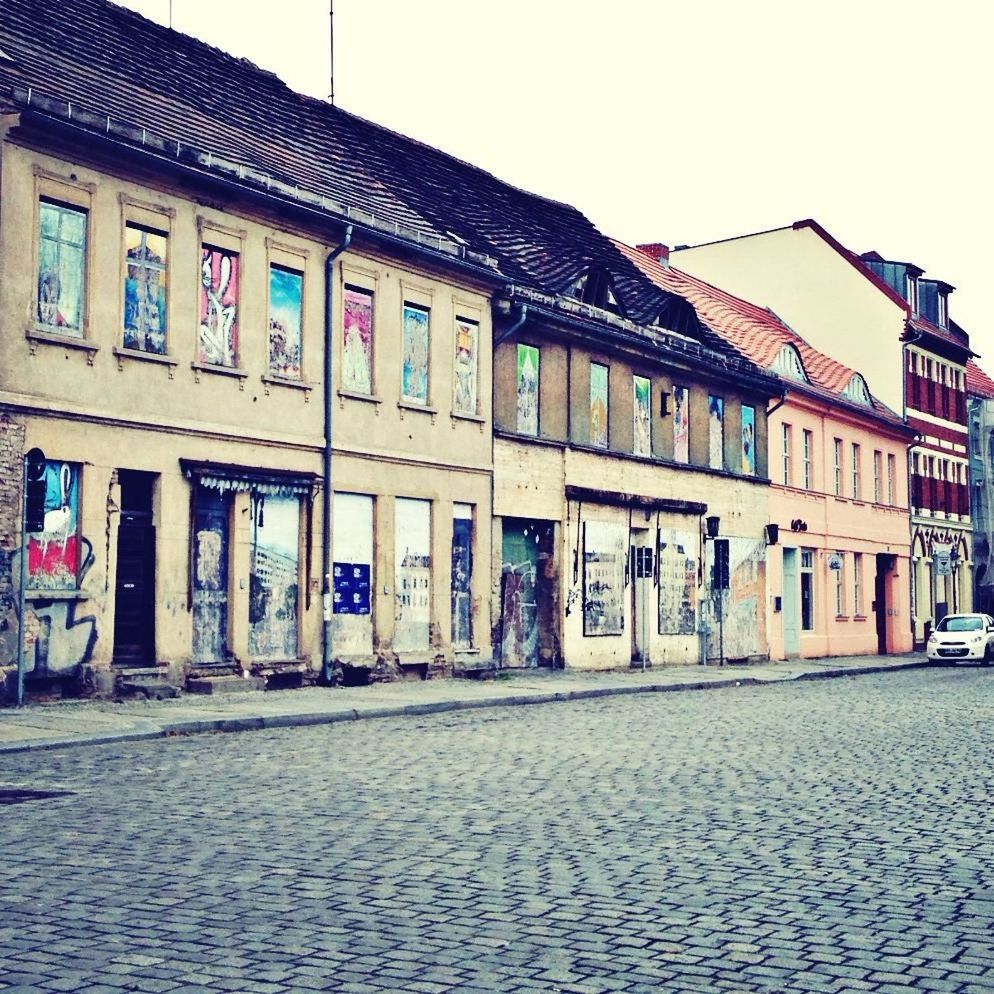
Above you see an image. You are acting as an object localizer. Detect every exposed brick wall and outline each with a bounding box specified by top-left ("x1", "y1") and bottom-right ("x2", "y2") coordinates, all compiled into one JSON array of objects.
[{"x1": 0, "y1": 411, "x2": 25, "y2": 684}]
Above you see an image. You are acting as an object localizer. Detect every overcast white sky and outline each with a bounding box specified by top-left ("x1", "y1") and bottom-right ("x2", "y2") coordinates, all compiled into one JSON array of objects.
[{"x1": 119, "y1": 0, "x2": 992, "y2": 370}]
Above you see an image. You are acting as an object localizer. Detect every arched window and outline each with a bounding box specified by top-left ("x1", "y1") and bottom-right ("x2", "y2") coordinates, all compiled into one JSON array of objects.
[{"x1": 842, "y1": 373, "x2": 873, "y2": 406}]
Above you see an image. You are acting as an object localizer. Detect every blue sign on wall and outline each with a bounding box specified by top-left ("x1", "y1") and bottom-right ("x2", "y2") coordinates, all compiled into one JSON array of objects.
[{"x1": 333, "y1": 562, "x2": 371, "y2": 615}]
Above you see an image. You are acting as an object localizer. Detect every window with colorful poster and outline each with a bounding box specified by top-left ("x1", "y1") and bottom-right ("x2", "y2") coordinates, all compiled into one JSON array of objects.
[
  {"x1": 583, "y1": 520, "x2": 626, "y2": 636},
  {"x1": 123, "y1": 223, "x2": 167, "y2": 354},
  {"x1": 590, "y1": 362, "x2": 609, "y2": 447},
  {"x1": 402, "y1": 303, "x2": 430, "y2": 404},
  {"x1": 199, "y1": 246, "x2": 239, "y2": 367},
  {"x1": 673, "y1": 385, "x2": 689, "y2": 464},
  {"x1": 268, "y1": 265, "x2": 303, "y2": 379},
  {"x1": 708, "y1": 394, "x2": 725, "y2": 470},
  {"x1": 517, "y1": 343, "x2": 540, "y2": 435},
  {"x1": 27, "y1": 461, "x2": 81, "y2": 591},
  {"x1": 741, "y1": 405, "x2": 756, "y2": 476},
  {"x1": 633, "y1": 376, "x2": 651, "y2": 457},
  {"x1": 248, "y1": 493, "x2": 300, "y2": 659},
  {"x1": 38, "y1": 200, "x2": 87, "y2": 337},
  {"x1": 453, "y1": 316, "x2": 479, "y2": 415},
  {"x1": 342, "y1": 286, "x2": 373, "y2": 393}
]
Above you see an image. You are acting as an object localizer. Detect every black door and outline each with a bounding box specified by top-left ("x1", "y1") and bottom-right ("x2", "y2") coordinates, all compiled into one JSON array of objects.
[
  {"x1": 113, "y1": 471, "x2": 156, "y2": 665},
  {"x1": 875, "y1": 554, "x2": 893, "y2": 655}
]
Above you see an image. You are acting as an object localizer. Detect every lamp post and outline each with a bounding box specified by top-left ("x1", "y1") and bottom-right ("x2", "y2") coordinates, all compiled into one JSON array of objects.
[{"x1": 704, "y1": 515, "x2": 727, "y2": 667}]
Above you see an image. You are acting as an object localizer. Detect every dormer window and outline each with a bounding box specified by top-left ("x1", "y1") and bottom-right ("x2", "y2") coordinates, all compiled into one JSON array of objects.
[
  {"x1": 937, "y1": 292, "x2": 948, "y2": 329},
  {"x1": 906, "y1": 273, "x2": 919, "y2": 314},
  {"x1": 563, "y1": 268, "x2": 623, "y2": 316},
  {"x1": 771, "y1": 344, "x2": 808, "y2": 382},
  {"x1": 842, "y1": 373, "x2": 872, "y2": 406}
]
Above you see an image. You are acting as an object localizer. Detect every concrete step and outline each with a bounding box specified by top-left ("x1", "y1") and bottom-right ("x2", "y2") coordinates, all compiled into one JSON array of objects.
[{"x1": 186, "y1": 674, "x2": 267, "y2": 695}]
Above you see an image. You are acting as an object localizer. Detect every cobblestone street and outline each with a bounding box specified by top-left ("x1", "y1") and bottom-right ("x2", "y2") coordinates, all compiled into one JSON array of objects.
[{"x1": 3, "y1": 667, "x2": 994, "y2": 993}]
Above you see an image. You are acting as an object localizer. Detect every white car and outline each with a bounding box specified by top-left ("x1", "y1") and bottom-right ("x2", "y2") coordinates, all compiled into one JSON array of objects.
[{"x1": 927, "y1": 613, "x2": 994, "y2": 663}]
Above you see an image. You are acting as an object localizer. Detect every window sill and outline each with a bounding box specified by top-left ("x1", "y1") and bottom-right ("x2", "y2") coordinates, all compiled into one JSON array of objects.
[
  {"x1": 191, "y1": 361, "x2": 248, "y2": 388},
  {"x1": 853, "y1": 615, "x2": 868, "y2": 622},
  {"x1": 27, "y1": 328, "x2": 99, "y2": 364},
  {"x1": 114, "y1": 346, "x2": 179, "y2": 376},
  {"x1": 26, "y1": 588, "x2": 89, "y2": 601},
  {"x1": 450, "y1": 411, "x2": 485, "y2": 423},
  {"x1": 338, "y1": 389, "x2": 382, "y2": 407},
  {"x1": 262, "y1": 374, "x2": 313, "y2": 398},
  {"x1": 398, "y1": 400, "x2": 438, "y2": 423}
]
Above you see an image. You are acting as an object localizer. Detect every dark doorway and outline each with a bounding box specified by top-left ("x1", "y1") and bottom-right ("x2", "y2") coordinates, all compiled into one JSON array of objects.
[
  {"x1": 113, "y1": 471, "x2": 157, "y2": 665},
  {"x1": 875, "y1": 554, "x2": 895, "y2": 655}
]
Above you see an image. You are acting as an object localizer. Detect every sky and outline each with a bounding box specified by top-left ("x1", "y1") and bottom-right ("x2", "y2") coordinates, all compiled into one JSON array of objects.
[{"x1": 119, "y1": 0, "x2": 993, "y2": 370}]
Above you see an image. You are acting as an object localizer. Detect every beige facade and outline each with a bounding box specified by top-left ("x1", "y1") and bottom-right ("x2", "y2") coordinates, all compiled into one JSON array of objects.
[
  {"x1": 492, "y1": 312, "x2": 776, "y2": 670},
  {"x1": 0, "y1": 125, "x2": 496, "y2": 697}
]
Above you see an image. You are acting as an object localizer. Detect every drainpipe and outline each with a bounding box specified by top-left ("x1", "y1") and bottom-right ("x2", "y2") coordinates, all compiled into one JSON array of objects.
[
  {"x1": 321, "y1": 225, "x2": 353, "y2": 685},
  {"x1": 494, "y1": 302, "x2": 528, "y2": 348}
]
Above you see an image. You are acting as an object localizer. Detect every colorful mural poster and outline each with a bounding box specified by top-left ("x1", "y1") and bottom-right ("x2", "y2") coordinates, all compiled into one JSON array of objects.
[
  {"x1": 268, "y1": 265, "x2": 303, "y2": 378},
  {"x1": 402, "y1": 303, "x2": 430, "y2": 403},
  {"x1": 517, "y1": 343, "x2": 540, "y2": 435},
  {"x1": 583, "y1": 520, "x2": 626, "y2": 636},
  {"x1": 453, "y1": 316, "x2": 479, "y2": 415},
  {"x1": 199, "y1": 246, "x2": 239, "y2": 367},
  {"x1": 395, "y1": 497, "x2": 432, "y2": 651},
  {"x1": 590, "y1": 363, "x2": 609, "y2": 447},
  {"x1": 38, "y1": 201, "x2": 86, "y2": 336},
  {"x1": 248, "y1": 494, "x2": 299, "y2": 659},
  {"x1": 342, "y1": 287, "x2": 373, "y2": 393},
  {"x1": 123, "y1": 224, "x2": 167, "y2": 354},
  {"x1": 741, "y1": 405, "x2": 756, "y2": 476},
  {"x1": 634, "y1": 376, "x2": 651, "y2": 457},
  {"x1": 706, "y1": 537, "x2": 765, "y2": 660},
  {"x1": 658, "y1": 527, "x2": 697, "y2": 634},
  {"x1": 708, "y1": 394, "x2": 725, "y2": 470},
  {"x1": 27, "y1": 461, "x2": 80, "y2": 591},
  {"x1": 673, "y1": 385, "x2": 689, "y2": 463}
]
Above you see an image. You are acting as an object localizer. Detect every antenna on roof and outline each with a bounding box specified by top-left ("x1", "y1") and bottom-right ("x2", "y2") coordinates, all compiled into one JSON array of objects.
[
  {"x1": 328, "y1": 0, "x2": 335, "y2": 104},
  {"x1": 168, "y1": 0, "x2": 173, "y2": 29}
]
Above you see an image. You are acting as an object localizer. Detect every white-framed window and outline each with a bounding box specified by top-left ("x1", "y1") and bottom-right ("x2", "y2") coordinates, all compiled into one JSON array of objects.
[
  {"x1": 835, "y1": 552, "x2": 846, "y2": 617},
  {"x1": 781, "y1": 423, "x2": 792, "y2": 486},
  {"x1": 873, "y1": 450, "x2": 882, "y2": 503},
  {"x1": 851, "y1": 443, "x2": 861, "y2": 500},
  {"x1": 802, "y1": 430, "x2": 813, "y2": 490},
  {"x1": 834, "y1": 438, "x2": 843, "y2": 496},
  {"x1": 887, "y1": 453, "x2": 896, "y2": 505},
  {"x1": 853, "y1": 552, "x2": 863, "y2": 616},
  {"x1": 801, "y1": 549, "x2": 815, "y2": 631}
]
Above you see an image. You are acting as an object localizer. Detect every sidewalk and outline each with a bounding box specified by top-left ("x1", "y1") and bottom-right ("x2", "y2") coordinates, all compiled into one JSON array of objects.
[{"x1": 0, "y1": 654, "x2": 927, "y2": 755}]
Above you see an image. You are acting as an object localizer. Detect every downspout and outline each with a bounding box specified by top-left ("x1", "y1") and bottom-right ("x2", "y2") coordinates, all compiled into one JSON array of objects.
[
  {"x1": 494, "y1": 302, "x2": 528, "y2": 348},
  {"x1": 322, "y1": 225, "x2": 353, "y2": 685}
]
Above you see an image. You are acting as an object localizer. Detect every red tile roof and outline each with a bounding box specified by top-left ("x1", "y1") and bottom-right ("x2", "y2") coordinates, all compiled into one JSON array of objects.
[
  {"x1": 967, "y1": 360, "x2": 994, "y2": 399},
  {"x1": 617, "y1": 240, "x2": 906, "y2": 428}
]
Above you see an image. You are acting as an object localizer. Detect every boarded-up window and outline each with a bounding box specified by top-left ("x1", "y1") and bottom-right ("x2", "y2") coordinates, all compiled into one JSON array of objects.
[
  {"x1": 452, "y1": 504, "x2": 473, "y2": 649},
  {"x1": 395, "y1": 498, "x2": 431, "y2": 651},
  {"x1": 269, "y1": 264, "x2": 303, "y2": 379},
  {"x1": 199, "y1": 246, "x2": 239, "y2": 367},
  {"x1": 248, "y1": 494, "x2": 300, "y2": 659},
  {"x1": 333, "y1": 492, "x2": 374, "y2": 655}
]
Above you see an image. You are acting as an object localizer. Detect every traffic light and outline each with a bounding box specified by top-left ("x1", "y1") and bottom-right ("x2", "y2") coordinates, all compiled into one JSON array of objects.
[
  {"x1": 713, "y1": 538, "x2": 730, "y2": 590},
  {"x1": 24, "y1": 447, "x2": 48, "y2": 534}
]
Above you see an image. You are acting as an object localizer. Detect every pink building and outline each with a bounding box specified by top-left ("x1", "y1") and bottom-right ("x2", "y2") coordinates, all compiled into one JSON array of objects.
[{"x1": 621, "y1": 242, "x2": 916, "y2": 658}]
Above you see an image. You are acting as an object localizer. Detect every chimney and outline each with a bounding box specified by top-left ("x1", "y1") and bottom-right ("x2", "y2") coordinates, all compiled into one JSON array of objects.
[{"x1": 636, "y1": 242, "x2": 670, "y2": 265}]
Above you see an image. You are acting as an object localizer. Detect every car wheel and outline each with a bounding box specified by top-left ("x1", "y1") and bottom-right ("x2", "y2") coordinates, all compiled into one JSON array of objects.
[{"x1": 985, "y1": 644, "x2": 992, "y2": 666}]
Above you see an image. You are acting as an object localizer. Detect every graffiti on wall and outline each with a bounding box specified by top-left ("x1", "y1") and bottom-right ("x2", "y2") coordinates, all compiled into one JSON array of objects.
[
  {"x1": 28, "y1": 462, "x2": 80, "y2": 591},
  {"x1": 199, "y1": 246, "x2": 239, "y2": 367}
]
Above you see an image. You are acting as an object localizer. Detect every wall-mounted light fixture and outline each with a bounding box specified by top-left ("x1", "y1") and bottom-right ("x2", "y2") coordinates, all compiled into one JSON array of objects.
[
  {"x1": 765, "y1": 523, "x2": 779, "y2": 545},
  {"x1": 705, "y1": 515, "x2": 721, "y2": 540}
]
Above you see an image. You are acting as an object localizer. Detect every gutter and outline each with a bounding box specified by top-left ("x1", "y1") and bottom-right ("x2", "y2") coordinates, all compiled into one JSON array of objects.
[{"x1": 322, "y1": 225, "x2": 353, "y2": 684}]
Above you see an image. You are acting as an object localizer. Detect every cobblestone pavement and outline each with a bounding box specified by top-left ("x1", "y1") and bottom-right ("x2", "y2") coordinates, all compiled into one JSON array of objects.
[{"x1": 3, "y1": 666, "x2": 994, "y2": 994}]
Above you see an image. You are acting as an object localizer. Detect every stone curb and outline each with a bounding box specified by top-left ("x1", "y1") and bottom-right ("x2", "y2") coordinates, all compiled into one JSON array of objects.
[{"x1": 0, "y1": 660, "x2": 931, "y2": 756}]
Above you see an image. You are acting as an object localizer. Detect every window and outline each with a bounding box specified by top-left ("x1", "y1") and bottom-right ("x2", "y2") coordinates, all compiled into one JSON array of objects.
[
  {"x1": 741, "y1": 405, "x2": 756, "y2": 476},
  {"x1": 708, "y1": 395, "x2": 724, "y2": 470},
  {"x1": 853, "y1": 552, "x2": 863, "y2": 615},
  {"x1": 938, "y1": 293, "x2": 948, "y2": 329},
  {"x1": 516, "y1": 343, "x2": 540, "y2": 435},
  {"x1": 800, "y1": 549, "x2": 814, "y2": 631},
  {"x1": 332, "y1": 492, "x2": 374, "y2": 655},
  {"x1": 842, "y1": 374, "x2": 872, "y2": 406},
  {"x1": 452, "y1": 504, "x2": 473, "y2": 649},
  {"x1": 673, "y1": 386, "x2": 689, "y2": 464},
  {"x1": 590, "y1": 362, "x2": 609, "y2": 448},
  {"x1": 833, "y1": 438, "x2": 843, "y2": 496},
  {"x1": 342, "y1": 285, "x2": 374, "y2": 394},
  {"x1": 401, "y1": 303, "x2": 430, "y2": 404},
  {"x1": 395, "y1": 498, "x2": 432, "y2": 651},
  {"x1": 873, "y1": 450, "x2": 882, "y2": 503},
  {"x1": 633, "y1": 376, "x2": 652, "y2": 457},
  {"x1": 199, "y1": 245, "x2": 240, "y2": 367},
  {"x1": 834, "y1": 553, "x2": 846, "y2": 617},
  {"x1": 772, "y1": 345, "x2": 808, "y2": 382},
  {"x1": 268, "y1": 264, "x2": 303, "y2": 379},
  {"x1": 38, "y1": 200, "x2": 87, "y2": 337},
  {"x1": 781, "y1": 424, "x2": 792, "y2": 486},
  {"x1": 248, "y1": 493, "x2": 301, "y2": 659},
  {"x1": 802, "y1": 430, "x2": 813, "y2": 489},
  {"x1": 887, "y1": 453, "x2": 896, "y2": 505},
  {"x1": 453, "y1": 316, "x2": 479, "y2": 415},
  {"x1": 851, "y1": 443, "x2": 861, "y2": 500},
  {"x1": 26, "y1": 460, "x2": 81, "y2": 591},
  {"x1": 123, "y1": 223, "x2": 167, "y2": 354}
]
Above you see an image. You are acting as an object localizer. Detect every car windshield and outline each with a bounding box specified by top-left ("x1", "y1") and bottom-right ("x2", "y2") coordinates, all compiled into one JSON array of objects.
[{"x1": 937, "y1": 616, "x2": 984, "y2": 632}]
